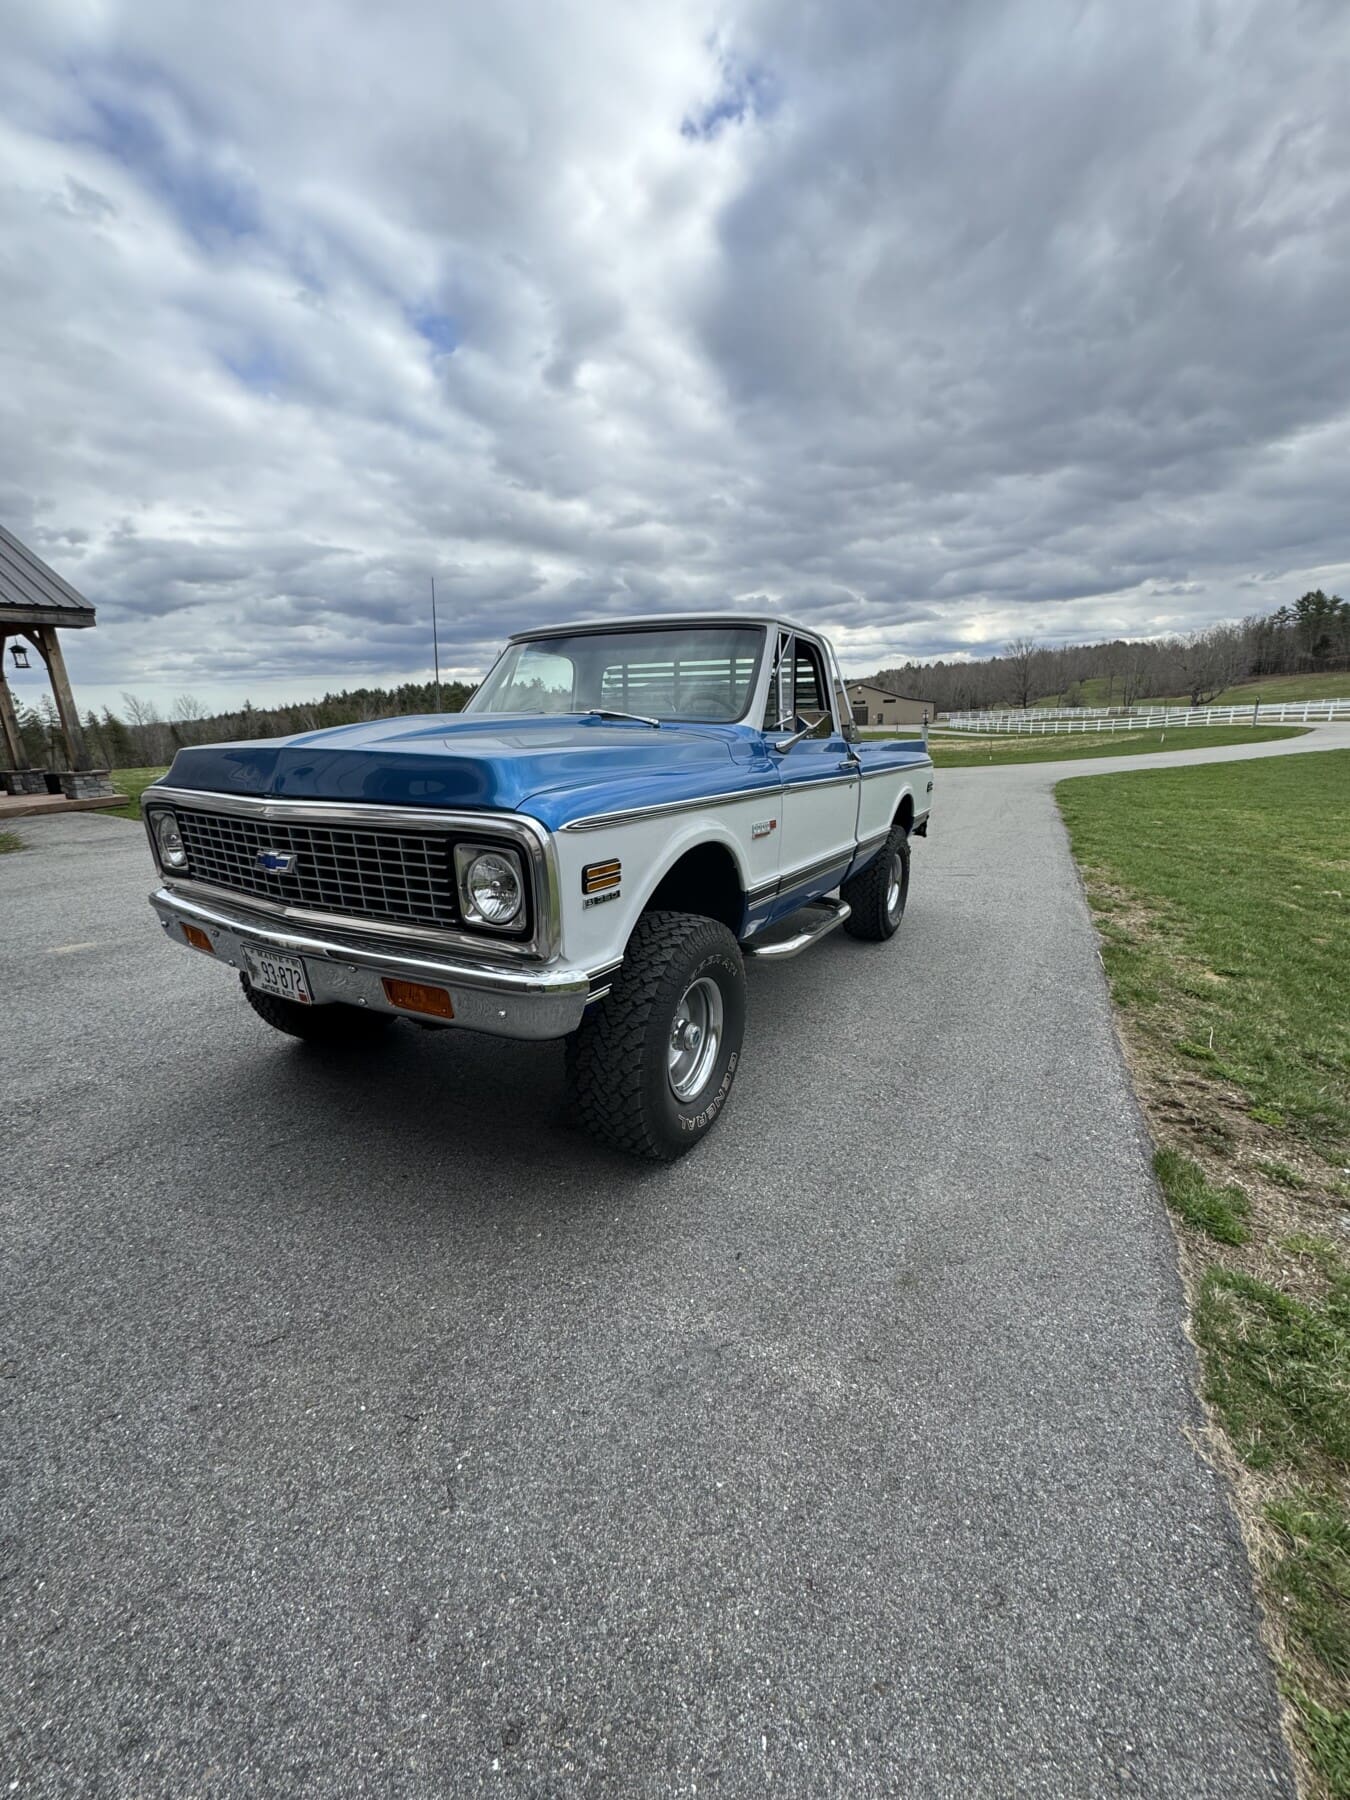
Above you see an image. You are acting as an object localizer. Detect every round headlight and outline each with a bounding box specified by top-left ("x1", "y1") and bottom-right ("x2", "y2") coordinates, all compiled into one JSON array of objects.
[
  {"x1": 464, "y1": 850, "x2": 522, "y2": 925},
  {"x1": 153, "y1": 810, "x2": 188, "y2": 871}
]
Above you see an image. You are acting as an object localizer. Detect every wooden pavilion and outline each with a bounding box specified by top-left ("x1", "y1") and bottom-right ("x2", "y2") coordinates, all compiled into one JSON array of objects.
[{"x1": 0, "y1": 522, "x2": 118, "y2": 805}]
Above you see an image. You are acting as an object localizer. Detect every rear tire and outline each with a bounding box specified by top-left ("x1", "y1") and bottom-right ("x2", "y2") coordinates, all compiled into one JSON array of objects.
[
  {"x1": 567, "y1": 911, "x2": 746, "y2": 1162},
  {"x1": 841, "y1": 822, "x2": 910, "y2": 941},
  {"x1": 240, "y1": 973, "x2": 397, "y2": 1045}
]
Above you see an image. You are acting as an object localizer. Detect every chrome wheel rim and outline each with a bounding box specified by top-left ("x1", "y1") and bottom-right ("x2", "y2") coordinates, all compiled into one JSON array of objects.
[
  {"x1": 668, "y1": 975, "x2": 724, "y2": 1102},
  {"x1": 886, "y1": 854, "x2": 904, "y2": 922}
]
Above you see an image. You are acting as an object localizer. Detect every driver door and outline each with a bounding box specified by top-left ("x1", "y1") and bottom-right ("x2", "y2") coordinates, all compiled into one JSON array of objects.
[{"x1": 766, "y1": 631, "x2": 861, "y2": 911}]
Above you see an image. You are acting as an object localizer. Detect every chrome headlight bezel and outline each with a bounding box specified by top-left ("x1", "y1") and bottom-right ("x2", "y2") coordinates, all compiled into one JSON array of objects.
[
  {"x1": 150, "y1": 807, "x2": 189, "y2": 872},
  {"x1": 453, "y1": 841, "x2": 526, "y2": 932}
]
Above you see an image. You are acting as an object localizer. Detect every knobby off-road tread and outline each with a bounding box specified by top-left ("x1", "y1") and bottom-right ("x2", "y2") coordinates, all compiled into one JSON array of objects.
[
  {"x1": 239, "y1": 974, "x2": 396, "y2": 1044},
  {"x1": 567, "y1": 910, "x2": 744, "y2": 1161},
  {"x1": 841, "y1": 822, "x2": 910, "y2": 941}
]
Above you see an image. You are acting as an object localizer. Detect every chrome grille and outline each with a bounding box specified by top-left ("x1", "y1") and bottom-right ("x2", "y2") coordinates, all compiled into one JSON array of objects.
[{"x1": 174, "y1": 807, "x2": 458, "y2": 929}]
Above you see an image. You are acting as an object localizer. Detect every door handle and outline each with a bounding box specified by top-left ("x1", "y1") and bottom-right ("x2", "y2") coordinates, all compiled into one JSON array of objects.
[{"x1": 837, "y1": 759, "x2": 859, "y2": 773}]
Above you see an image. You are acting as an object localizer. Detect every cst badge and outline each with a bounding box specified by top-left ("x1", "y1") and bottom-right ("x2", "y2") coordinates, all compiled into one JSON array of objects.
[{"x1": 751, "y1": 818, "x2": 778, "y2": 839}]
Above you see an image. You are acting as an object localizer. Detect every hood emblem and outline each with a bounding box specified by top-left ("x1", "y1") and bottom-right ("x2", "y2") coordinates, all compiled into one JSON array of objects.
[{"x1": 257, "y1": 849, "x2": 297, "y2": 875}]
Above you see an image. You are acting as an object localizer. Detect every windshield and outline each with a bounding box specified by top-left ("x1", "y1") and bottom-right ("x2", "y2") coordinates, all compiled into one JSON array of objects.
[{"x1": 465, "y1": 625, "x2": 767, "y2": 723}]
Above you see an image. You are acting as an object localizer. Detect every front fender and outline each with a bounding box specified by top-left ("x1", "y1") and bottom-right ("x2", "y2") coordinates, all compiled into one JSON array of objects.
[{"x1": 551, "y1": 807, "x2": 768, "y2": 970}]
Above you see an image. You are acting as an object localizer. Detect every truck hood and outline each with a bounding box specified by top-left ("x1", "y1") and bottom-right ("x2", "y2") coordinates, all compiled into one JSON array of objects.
[{"x1": 157, "y1": 712, "x2": 776, "y2": 826}]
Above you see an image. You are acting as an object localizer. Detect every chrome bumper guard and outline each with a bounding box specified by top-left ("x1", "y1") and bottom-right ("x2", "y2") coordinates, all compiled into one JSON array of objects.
[{"x1": 150, "y1": 886, "x2": 594, "y2": 1041}]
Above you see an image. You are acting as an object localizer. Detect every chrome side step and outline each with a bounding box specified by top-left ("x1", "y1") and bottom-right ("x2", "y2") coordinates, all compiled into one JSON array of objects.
[{"x1": 744, "y1": 897, "x2": 852, "y2": 961}]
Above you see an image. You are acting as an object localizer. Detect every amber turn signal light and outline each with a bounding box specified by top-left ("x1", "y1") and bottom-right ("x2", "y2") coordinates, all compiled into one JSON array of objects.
[
  {"x1": 182, "y1": 924, "x2": 214, "y2": 954},
  {"x1": 582, "y1": 858, "x2": 621, "y2": 894},
  {"x1": 381, "y1": 978, "x2": 454, "y2": 1020}
]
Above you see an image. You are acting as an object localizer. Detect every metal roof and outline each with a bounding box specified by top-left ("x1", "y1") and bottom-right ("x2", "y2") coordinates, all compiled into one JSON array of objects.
[
  {"x1": 847, "y1": 679, "x2": 934, "y2": 703},
  {"x1": 0, "y1": 522, "x2": 96, "y2": 628}
]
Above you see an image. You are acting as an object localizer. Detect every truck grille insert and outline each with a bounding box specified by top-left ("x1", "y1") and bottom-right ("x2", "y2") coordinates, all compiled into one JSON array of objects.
[{"x1": 174, "y1": 807, "x2": 459, "y2": 930}]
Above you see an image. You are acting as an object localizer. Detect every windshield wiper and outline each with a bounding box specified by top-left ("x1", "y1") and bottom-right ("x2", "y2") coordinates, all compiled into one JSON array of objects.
[{"x1": 579, "y1": 708, "x2": 662, "y2": 729}]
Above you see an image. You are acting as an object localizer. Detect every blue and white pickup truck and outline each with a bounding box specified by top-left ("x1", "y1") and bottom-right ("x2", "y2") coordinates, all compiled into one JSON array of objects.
[{"x1": 143, "y1": 616, "x2": 933, "y2": 1159}]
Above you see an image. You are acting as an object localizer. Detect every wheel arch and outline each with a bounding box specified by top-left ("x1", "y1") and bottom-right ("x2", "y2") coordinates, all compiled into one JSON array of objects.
[
  {"x1": 640, "y1": 835, "x2": 752, "y2": 936},
  {"x1": 637, "y1": 833, "x2": 748, "y2": 935}
]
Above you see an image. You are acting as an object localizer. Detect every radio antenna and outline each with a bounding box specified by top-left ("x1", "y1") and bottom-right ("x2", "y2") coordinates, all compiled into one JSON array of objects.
[{"x1": 431, "y1": 576, "x2": 442, "y2": 711}]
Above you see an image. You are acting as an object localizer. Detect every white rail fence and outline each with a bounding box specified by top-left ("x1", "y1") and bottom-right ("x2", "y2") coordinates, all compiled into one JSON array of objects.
[{"x1": 939, "y1": 699, "x2": 1350, "y2": 733}]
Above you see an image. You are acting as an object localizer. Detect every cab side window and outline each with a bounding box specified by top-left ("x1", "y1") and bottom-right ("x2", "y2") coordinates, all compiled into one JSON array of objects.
[
  {"x1": 792, "y1": 639, "x2": 835, "y2": 738},
  {"x1": 762, "y1": 633, "x2": 838, "y2": 737},
  {"x1": 763, "y1": 632, "x2": 792, "y2": 729}
]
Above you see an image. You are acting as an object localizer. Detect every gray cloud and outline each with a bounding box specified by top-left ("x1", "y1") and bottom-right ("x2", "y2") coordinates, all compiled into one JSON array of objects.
[{"x1": 1, "y1": 0, "x2": 1348, "y2": 713}]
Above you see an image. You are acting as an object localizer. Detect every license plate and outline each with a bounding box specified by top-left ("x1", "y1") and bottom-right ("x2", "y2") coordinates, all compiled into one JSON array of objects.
[{"x1": 243, "y1": 945, "x2": 312, "y2": 1004}]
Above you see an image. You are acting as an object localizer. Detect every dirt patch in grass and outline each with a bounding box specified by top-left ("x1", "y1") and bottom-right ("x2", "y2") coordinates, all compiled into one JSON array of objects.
[{"x1": 1061, "y1": 751, "x2": 1350, "y2": 1798}]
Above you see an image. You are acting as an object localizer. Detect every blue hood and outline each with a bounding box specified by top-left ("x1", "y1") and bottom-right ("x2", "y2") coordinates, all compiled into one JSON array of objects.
[{"x1": 157, "y1": 712, "x2": 781, "y2": 829}]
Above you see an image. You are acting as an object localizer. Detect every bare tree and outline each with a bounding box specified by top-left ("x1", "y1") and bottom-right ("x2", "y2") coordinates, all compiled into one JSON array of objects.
[
  {"x1": 119, "y1": 692, "x2": 175, "y2": 765},
  {"x1": 1176, "y1": 630, "x2": 1242, "y2": 707},
  {"x1": 167, "y1": 692, "x2": 210, "y2": 745},
  {"x1": 121, "y1": 691, "x2": 161, "y2": 727},
  {"x1": 1004, "y1": 637, "x2": 1038, "y2": 710},
  {"x1": 1119, "y1": 643, "x2": 1152, "y2": 709}
]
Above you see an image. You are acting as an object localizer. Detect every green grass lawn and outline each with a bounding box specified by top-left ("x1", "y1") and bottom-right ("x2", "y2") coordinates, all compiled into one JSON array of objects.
[
  {"x1": 1203, "y1": 673, "x2": 1350, "y2": 708},
  {"x1": 928, "y1": 723, "x2": 1306, "y2": 767},
  {"x1": 109, "y1": 766, "x2": 170, "y2": 819},
  {"x1": 1037, "y1": 671, "x2": 1350, "y2": 710},
  {"x1": 1060, "y1": 751, "x2": 1350, "y2": 1795}
]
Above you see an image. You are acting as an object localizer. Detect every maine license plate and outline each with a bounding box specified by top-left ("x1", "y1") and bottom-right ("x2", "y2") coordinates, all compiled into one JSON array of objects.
[{"x1": 243, "y1": 945, "x2": 312, "y2": 1004}]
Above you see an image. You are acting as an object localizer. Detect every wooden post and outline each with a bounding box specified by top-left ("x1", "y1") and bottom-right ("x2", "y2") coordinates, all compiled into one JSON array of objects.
[
  {"x1": 30, "y1": 625, "x2": 91, "y2": 770},
  {"x1": 0, "y1": 635, "x2": 26, "y2": 769}
]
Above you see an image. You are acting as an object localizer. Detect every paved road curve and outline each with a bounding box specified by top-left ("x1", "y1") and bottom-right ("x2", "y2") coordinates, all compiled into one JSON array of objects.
[{"x1": 7, "y1": 730, "x2": 1343, "y2": 1798}]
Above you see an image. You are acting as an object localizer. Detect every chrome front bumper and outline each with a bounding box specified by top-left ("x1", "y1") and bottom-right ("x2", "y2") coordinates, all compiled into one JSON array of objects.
[{"x1": 149, "y1": 886, "x2": 595, "y2": 1041}]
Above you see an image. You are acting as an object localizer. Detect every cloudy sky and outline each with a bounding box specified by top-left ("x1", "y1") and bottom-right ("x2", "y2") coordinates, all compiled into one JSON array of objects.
[{"x1": 2, "y1": 0, "x2": 1348, "y2": 713}]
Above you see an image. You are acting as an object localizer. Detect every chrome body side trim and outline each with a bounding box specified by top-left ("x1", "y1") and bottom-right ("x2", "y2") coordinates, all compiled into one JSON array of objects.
[
  {"x1": 742, "y1": 847, "x2": 852, "y2": 913},
  {"x1": 142, "y1": 786, "x2": 562, "y2": 962},
  {"x1": 777, "y1": 847, "x2": 853, "y2": 893},
  {"x1": 860, "y1": 760, "x2": 930, "y2": 779},
  {"x1": 778, "y1": 772, "x2": 858, "y2": 796},
  {"x1": 558, "y1": 783, "x2": 776, "y2": 833},
  {"x1": 559, "y1": 769, "x2": 863, "y2": 835}
]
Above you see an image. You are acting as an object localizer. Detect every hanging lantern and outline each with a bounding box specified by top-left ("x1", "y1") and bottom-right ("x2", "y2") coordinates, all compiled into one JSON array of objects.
[{"x1": 9, "y1": 643, "x2": 30, "y2": 670}]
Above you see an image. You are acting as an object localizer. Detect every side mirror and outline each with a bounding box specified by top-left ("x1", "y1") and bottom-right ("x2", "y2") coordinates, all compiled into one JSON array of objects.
[{"x1": 770, "y1": 724, "x2": 815, "y2": 754}]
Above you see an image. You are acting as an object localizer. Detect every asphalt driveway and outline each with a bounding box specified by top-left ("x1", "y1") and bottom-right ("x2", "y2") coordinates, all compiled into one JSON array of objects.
[{"x1": 8, "y1": 731, "x2": 1342, "y2": 1797}]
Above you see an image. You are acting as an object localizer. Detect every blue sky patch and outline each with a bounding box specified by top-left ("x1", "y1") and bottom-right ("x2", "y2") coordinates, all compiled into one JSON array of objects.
[
  {"x1": 221, "y1": 343, "x2": 285, "y2": 393},
  {"x1": 409, "y1": 309, "x2": 459, "y2": 355},
  {"x1": 73, "y1": 66, "x2": 261, "y2": 249},
  {"x1": 681, "y1": 58, "x2": 778, "y2": 141}
]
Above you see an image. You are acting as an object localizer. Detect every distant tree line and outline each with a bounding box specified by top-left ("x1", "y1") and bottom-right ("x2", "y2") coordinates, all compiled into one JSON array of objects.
[
  {"x1": 8, "y1": 590, "x2": 1348, "y2": 768},
  {"x1": 876, "y1": 590, "x2": 1350, "y2": 714},
  {"x1": 10, "y1": 678, "x2": 476, "y2": 772}
]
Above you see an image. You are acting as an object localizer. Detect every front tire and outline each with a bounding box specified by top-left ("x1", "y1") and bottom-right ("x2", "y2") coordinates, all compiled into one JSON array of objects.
[
  {"x1": 567, "y1": 911, "x2": 747, "y2": 1162},
  {"x1": 841, "y1": 822, "x2": 910, "y2": 941},
  {"x1": 240, "y1": 974, "x2": 397, "y2": 1045}
]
